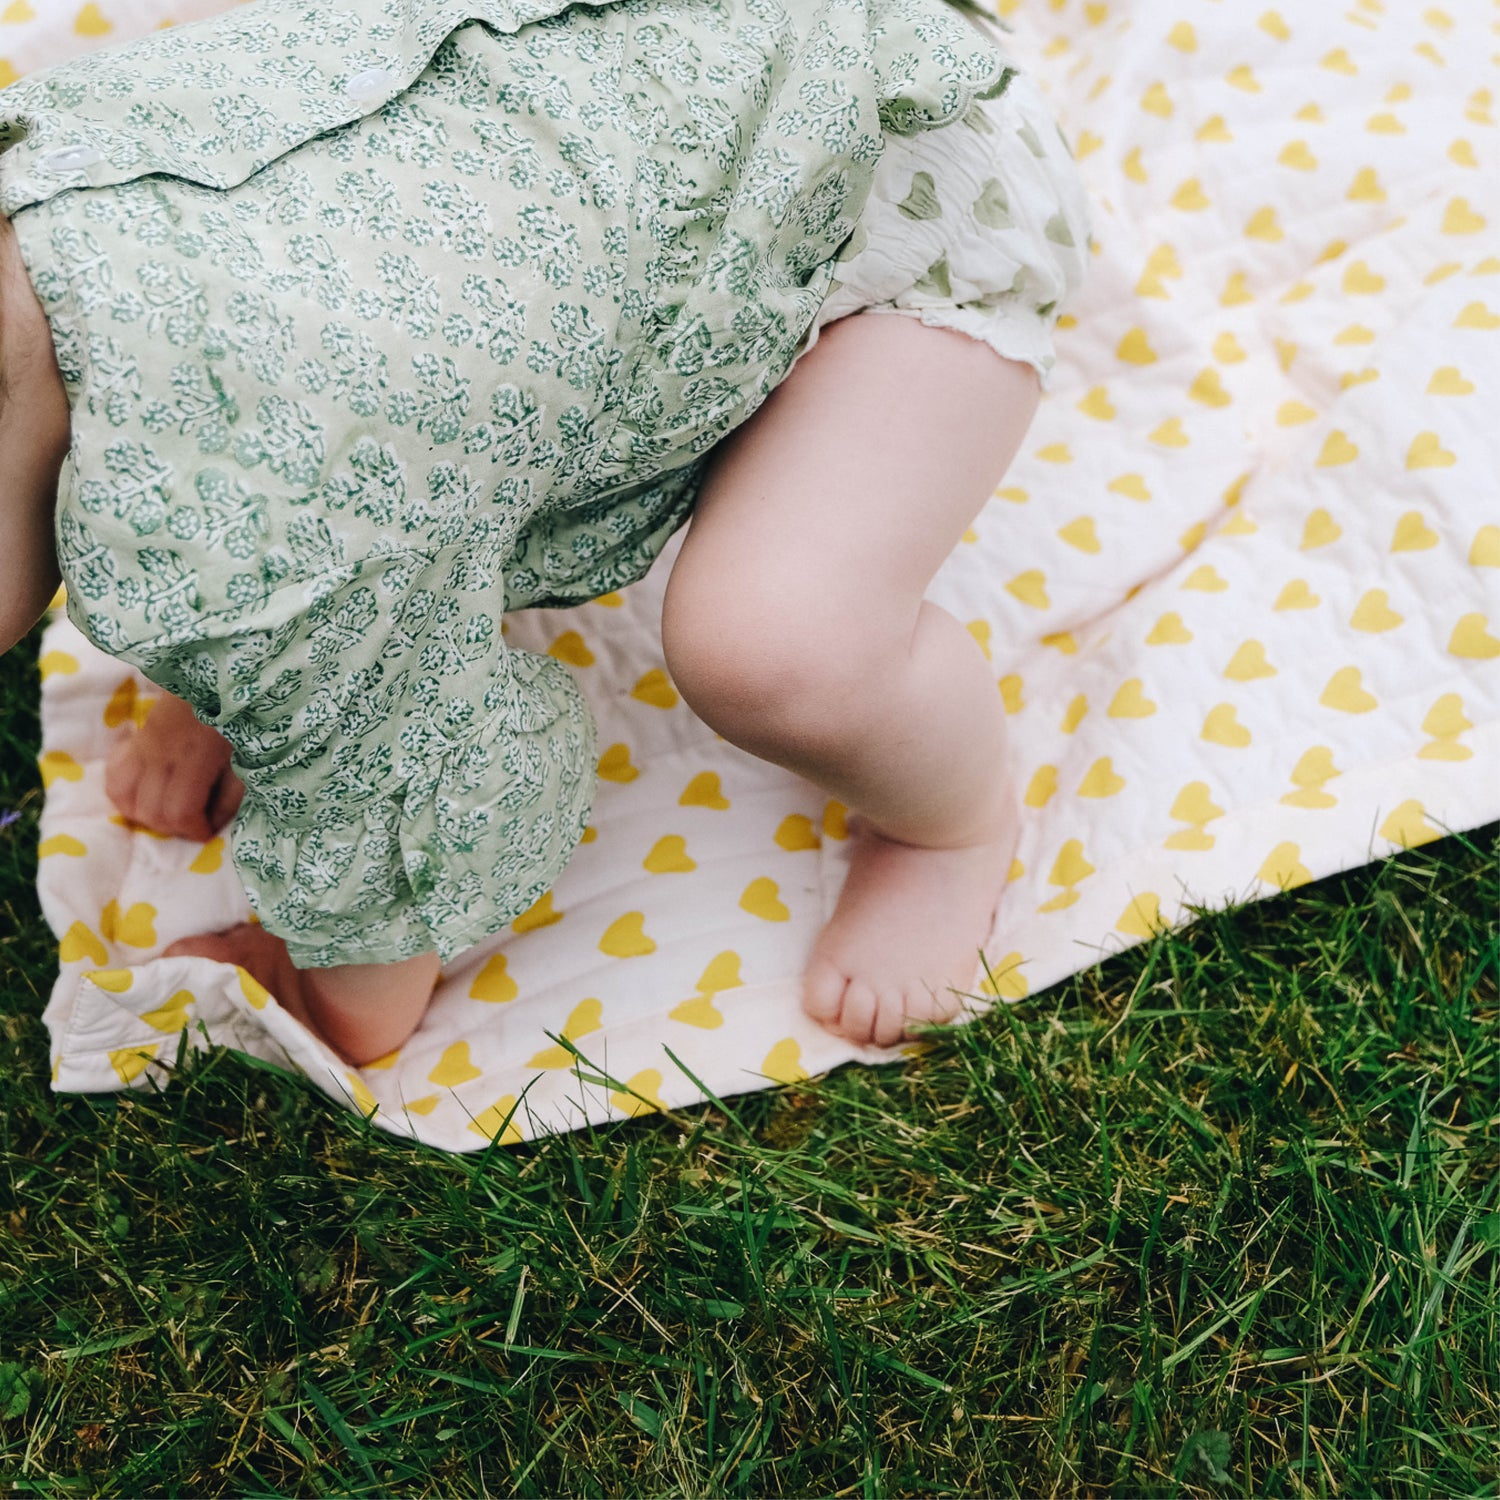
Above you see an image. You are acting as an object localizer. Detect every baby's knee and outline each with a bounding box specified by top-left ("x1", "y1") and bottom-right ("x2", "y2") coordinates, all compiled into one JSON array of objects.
[{"x1": 661, "y1": 582, "x2": 886, "y2": 756}]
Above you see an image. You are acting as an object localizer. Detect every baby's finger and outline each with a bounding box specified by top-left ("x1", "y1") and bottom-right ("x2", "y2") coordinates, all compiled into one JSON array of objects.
[
  {"x1": 836, "y1": 979, "x2": 879, "y2": 1045},
  {"x1": 206, "y1": 766, "x2": 245, "y2": 833},
  {"x1": 122, "y1": 756, "x2": 199, "y2": 841},
  {"x1": 103, "y1": 730, "x2": 144, "y2": 818},
  {"x1": 160, "y1": 757, "x2": 224, "y2": 842},
  {"x1": 132, "y1": 760, "x2": 178, "y2": 838}
]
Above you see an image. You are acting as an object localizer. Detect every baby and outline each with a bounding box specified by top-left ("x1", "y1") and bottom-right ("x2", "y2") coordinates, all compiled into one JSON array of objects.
[{"x1": 0, "y1": 0, "x2": 1090, "y2": 1067}]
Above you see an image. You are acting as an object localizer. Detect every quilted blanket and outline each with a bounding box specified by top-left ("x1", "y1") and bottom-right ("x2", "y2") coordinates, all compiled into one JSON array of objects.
[{"x1": 23, "y1": 0, "x2": 1498, "y2": 1149}]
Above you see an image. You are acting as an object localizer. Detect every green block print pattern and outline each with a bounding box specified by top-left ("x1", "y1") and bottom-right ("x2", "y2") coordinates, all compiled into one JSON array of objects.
[{"x1": 2, "y1": 0, "x2": 1015, "y2": 967}]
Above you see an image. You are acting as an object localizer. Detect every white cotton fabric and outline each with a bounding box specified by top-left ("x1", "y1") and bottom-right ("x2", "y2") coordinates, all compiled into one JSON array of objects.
[{"x1": 795, "y1": 65, "x2": 1096, "y2": 389}]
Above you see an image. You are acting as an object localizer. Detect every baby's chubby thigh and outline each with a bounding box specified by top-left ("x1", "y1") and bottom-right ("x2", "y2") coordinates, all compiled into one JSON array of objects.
[{"x1": 660, "y1": 308, "x2": 1039, "y2": 759}]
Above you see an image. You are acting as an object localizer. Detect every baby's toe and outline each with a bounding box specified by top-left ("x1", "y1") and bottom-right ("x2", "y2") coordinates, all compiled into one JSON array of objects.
[
  {"x1": 869, "y1": 988, "x2": 909, "y2": 1049},
  {"x1": 834, "y1": 978, "x2": 880, "y2": 1046},
  {"x1": 903, "y1": 980, "x2": 966, "y2": 1035},
  {"x1": 802, "y1": 955, "x2": 848, "y2": 1024}
]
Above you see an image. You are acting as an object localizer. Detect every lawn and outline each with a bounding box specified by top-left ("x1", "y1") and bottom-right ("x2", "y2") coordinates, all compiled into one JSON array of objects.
[{"x1": 1, "y1": 621, "x2": 1496, "y2": 1498}]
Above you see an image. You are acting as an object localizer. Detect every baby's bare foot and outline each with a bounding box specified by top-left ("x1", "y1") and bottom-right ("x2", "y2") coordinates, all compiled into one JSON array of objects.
[
  {"x1": 162, "y1": 922, "x2": 437, "y2": 1067},
  {"x1": 803, "y1": 813, "x2": 1013, "y2": 1048},
  {"x1": 163, "y1": 920, "x2": 319, "y2": 1035}
]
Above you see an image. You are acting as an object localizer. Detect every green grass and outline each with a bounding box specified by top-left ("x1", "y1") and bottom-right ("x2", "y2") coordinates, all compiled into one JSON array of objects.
[{"x1": 1, "y1": 622, "x2": 1496, "y2": 1499}]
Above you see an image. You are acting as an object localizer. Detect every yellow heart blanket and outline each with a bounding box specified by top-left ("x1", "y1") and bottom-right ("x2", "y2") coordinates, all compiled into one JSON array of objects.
[{"x1": 24, "y1": 0, "x2": 1498, "y2": 1149}]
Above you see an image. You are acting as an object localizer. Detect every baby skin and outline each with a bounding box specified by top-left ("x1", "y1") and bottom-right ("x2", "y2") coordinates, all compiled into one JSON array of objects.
[
  {"x1": 130, "y1": 312, "x2": 1035, "y2": 1063},
  {"x1": 2, "y1": 204, "x2": 1035, "y2": 1062}
]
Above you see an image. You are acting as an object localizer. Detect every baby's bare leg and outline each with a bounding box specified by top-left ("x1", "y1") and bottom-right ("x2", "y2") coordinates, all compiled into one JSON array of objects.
[
  {"x1": 662, "y1": 311, "x2": 1038, "y2": 1047},
  {"x1": 164, "y1": 922, "x2": 439, "y2": 1068}
]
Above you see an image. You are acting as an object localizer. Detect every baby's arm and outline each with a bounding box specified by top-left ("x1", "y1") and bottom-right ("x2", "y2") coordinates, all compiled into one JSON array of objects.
[
  {"x1": 0, "y1": 213, "x2": 72, "y2": 659},
  {"x1": 0, "y1": 506, "x2": 62, "y2": 662}
]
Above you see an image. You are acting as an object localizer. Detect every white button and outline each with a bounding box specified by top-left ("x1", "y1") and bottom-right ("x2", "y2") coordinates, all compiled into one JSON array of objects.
[
  {"x1": 40, "y1": 145, "x2": 102, "y2": 171},
  {"x1": 344, "y1": 66, "x2": 395, "y2": 100}
]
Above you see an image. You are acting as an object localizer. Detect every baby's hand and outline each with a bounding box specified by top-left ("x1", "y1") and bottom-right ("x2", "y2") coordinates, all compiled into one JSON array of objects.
[{"x1": 104, "y1": 691, "x2": 244, "y2": 842}]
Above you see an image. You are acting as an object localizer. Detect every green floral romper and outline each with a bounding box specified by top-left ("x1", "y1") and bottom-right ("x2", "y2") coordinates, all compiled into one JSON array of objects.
[{"x1": 1, "y1": 0, "x2": 1034, "y2": 968}]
